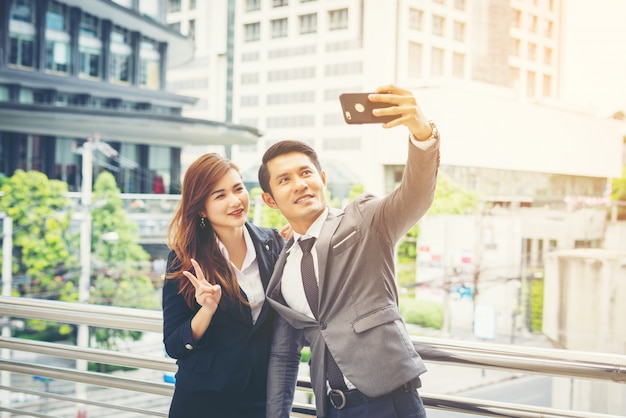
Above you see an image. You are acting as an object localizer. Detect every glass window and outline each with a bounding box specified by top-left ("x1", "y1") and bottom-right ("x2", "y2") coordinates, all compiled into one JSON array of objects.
[
  {"x1": 80, "y1": 13, "x2": 100, "y2": 37},
  {"x1": 432, "y1": 15, "x2": 445, "y2": 37},
  {"x1": 453, "y1": 21, "x2": 465, "y2": 42},
  {"x1": 168, "y1": 0, "x2": 181, "y2": 13},
  {"x1": 45, "y1": 1, "x2": 71, "y2": 74},
  {"x1": 9, "y1": 0, "x2": 35, "y2": 68},
  {"x1": 189, "y1": 0, "x2": 196, "y2": 10},
  {"x1": 273, "y1": 0, "x2": 288, "y2": 7},
  {"x1": 110, "y1": 26, "x2": 133, "y2": 85},
  {"x1": 54, "y1": 138, "x2": 80, "y2": 191},
  {"x1": 246, "y1": 0, "x2": 261, "y2": 12},
  {"x1": 45, "y1": 39, "x2": 70, "y2": 73},
  {"x1": 46, "y1": 1, "x2": 69, "y2": 31},
  {"x1": 10, "y1": 0, "x2": 35, "y2": 23},
  {"x1": 431, "y1": 47, "x2": 444, "y2": 76},
  {"x1": 409, "y1": 8, "x2": 423, "y2": 31},
  {"x1": 139, "y1": 37, "x2": 161, "y2": 89},
  {"x1": 245, "y1": 22, "x2": 261, "y2": 42},
  {"x1": 149, "y1": 146, "x2": 171, "y2": 194},
  {"x1": 299, "y1": 13, "x2": 317, "y2": 34},
  {"x1": 452, "y1": 52, "x2": 464, "y2": 78},
  {"x1": 169, "y1": 22, "x2": 181, "y2": 32},
  {"x1": 408, "y1": 42, "x2": 423, "y2": 79},
  {"x1": 119, "y1": 144, "x2": 140, "y2": 193},
  {"x1": 328, "y1": 9, "x2": 348, "y2": 31},
  {"x1": 271, "y1": 18, "x2": 288, "y2": 38},
  {"x1": 9, "y1": 35, "x2": 35, "y2": 68},
  {"x1": 79, "y1": 14, "x2": 102, "y2": 79}
]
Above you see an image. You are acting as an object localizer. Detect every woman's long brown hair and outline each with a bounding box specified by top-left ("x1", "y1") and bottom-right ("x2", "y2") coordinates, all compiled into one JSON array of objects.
[{"x1": 166, "y1": 153, "x2": 247, "y2": 309}]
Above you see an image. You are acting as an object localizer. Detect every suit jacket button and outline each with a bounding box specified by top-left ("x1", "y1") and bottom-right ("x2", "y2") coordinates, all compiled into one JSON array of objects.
[
  {"x1": 185, "y1": 343, "x2": 194, "y2": 350},
  {"x1": 320, "y1": 322, "x2": 327, "y2": 330}
]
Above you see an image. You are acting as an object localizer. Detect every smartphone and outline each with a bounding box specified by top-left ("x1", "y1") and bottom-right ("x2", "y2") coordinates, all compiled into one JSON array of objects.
[{"x1": 338, "y1": 92, "x2": 399, "y2": 124}]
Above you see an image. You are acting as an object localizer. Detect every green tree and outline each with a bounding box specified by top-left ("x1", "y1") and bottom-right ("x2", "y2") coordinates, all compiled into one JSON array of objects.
[
  {"x1": 611, "y1": 165, "x2": 626, "y2": 219},
  {"x1": 0, "y1": 170, "x2": 78, "y2": 340},
  {"x1": 89, "y1": 171, "x2": 159, "y2": 352}
]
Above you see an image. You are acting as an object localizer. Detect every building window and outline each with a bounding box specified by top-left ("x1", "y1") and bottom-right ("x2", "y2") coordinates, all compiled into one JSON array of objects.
[
  {"x1": 10, "y1": 0, "x2": 35, "y2": 23},
  {"x1": 453, "y1": 21, "x2": 465, "y2": 42},
  {"x1": 543, "y1": 47, "x2": 553, "y2": 65},
  {"x1": 8, "y1": 0, "x2": 35, "y2": 68},
  {"x1": 273, "y1": 0, "x2": 288, "y2": 7},
  {"x1": 544, "y1": 19, "x2": 554, "y2": 38},
  {"x1": 542, "y1": 74, "x2": 552, "y2": 97},
  {"x1": 9, "y1": 34, "x2": 35, "y2": 68},
  {"x1": 454, "y1": 0, "x2": 466, "y2": 10},
  {"x1": 452, "y1": 52, "x2": 464, "y2": 78},
  {"x1": 168, "y1": 0, "x2": 181, "y2": 13},
  {"x1": 408, "y1": 42, "x2": 423, "y2": 78},
  {"x1": 271, "y1": 18, "x2": 288, "y2": 38},
  {"x1": 328, "y1": 8, "x2": 348, "y2": 31},
  {"x1": 189, "y1": 0, "x2": 196, "y2": 10},
  {"x1": 45, "y1": 1, "x2": 71, "y2": 74},
  {"x1": 409, "y1": 8, "x2": 423, "y2": 31},
  {"x1": 79, "y1": 13, "x2": 102, "y2": 79},
  {"x1": 110, "y1": 26, "x2": 133, "y2": 85},
  {"x1": 139, "y1": 37, "x2": 161, "y2": 89},
  {"x1": 299, "y1": 13, "x2": 317, "y2": 34},
  {"x1": 46, "y1": 1, "x2": 69, "y2": 31},
  {"x1": 431, "y1": 47, "x2": 444, "y2": 76},
  {"x1": 246, "y1": 0, "x2": 261, "y2": 12},
  {"x1": 527, "y1": 42, "x2": 537, "y2": 61},
  {"x1": 432, "y1": 15, "x2": 445, "y2": 37},
  {"x1": 244, "y1": 22, "x2": 261, "y2": 42},
  {"x1": 169, "y1": 22, "x2": 181, "y2": 32}
]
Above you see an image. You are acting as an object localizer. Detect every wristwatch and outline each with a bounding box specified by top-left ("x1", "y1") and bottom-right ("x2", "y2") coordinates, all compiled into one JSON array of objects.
[{"x1": 417, "y1": 120, "x2": 439, "y2": 142}]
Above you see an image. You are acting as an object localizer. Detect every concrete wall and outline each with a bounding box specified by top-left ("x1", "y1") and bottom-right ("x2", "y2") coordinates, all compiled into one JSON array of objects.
[{"x1": 543, "y1": 249, "x2": 626, "y2": 415}]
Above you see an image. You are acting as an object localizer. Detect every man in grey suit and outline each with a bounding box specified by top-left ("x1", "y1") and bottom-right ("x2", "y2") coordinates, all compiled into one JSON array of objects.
[{"x1": 258, "y1": 84, "x2": 439, "y2": 418}]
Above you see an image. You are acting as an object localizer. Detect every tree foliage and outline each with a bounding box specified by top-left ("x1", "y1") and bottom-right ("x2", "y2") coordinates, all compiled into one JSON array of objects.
[
  {"x1": 89, "y1": 171, "x2": 159, "y2": 350},
  {"x1": 0, "y1": 170, "x2": 78, "y2": 340}
]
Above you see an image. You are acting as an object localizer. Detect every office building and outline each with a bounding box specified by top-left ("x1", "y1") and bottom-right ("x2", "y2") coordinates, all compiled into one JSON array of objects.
[
  {"x1": 0, "y1": 0, "x2": 259, "y2": 194},
  {"x1": 167, "y1": 0, "x2": 622, "y2": 203}
]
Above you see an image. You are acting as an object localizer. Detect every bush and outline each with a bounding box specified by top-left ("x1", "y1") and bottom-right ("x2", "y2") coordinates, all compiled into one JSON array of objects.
[{"x1": 399, "y1": 297, "x2": 444, "y2": 330}]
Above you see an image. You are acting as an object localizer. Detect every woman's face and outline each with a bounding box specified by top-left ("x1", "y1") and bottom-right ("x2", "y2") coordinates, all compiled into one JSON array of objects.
[{"x1": 201, "y1": 168, "x2": 249, "y2": 233}]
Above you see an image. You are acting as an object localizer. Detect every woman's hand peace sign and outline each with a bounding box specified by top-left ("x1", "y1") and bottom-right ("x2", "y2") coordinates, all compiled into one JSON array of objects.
[{"x1": 183, "y1": 258, "x2": 222, "y2": 313}]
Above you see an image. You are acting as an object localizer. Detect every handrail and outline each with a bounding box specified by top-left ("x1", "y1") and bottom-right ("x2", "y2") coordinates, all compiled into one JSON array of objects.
[
  {"x1": 1, "y1": 296, "x2": 624, "y2": 383},
  {"x1": 1, "y1": 296, "x2": 626, "y2": 418}
]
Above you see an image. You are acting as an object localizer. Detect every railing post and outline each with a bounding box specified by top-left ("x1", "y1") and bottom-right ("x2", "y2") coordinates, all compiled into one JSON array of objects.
[
  {"x1": 1, "y1": 212, "x2": 12, "y2": 418},
  {"x1": 77, "y1": 139, "x2": 94, "y2": 412}
]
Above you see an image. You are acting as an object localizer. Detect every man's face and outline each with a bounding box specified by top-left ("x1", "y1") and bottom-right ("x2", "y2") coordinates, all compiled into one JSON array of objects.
[{"x1": 261, "y1": 152, "x2": 327, "y2": 234}]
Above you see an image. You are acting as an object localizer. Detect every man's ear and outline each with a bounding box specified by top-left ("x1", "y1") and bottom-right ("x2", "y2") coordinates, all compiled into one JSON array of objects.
[{"x1": 261, "y1": 192, "x2": 278, "y2": 209}]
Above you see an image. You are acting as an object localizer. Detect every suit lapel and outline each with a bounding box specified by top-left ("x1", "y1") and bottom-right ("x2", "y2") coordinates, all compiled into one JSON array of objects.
[{"x1": 316, "y1": 208, "x2": 344, "y2": 298}]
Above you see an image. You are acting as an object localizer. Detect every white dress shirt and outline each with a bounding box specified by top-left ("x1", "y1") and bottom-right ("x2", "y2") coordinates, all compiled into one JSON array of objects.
[{"x1": 217, "y1": 228, "x2": 265, "y2": 323}]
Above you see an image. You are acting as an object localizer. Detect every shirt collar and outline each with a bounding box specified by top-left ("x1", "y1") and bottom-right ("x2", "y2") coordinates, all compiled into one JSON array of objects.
[
  {"x1": 216, "y1": 226, "x2": 256, "y2": 270},
  {"x1": 291, "y1": 207, "x2": 329, "y2": 249}
]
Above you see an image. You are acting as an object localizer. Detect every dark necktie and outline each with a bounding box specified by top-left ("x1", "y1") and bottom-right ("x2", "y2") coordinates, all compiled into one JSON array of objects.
[{"x1": 299, "y1": 238, "x2": 348, "y2": 391}]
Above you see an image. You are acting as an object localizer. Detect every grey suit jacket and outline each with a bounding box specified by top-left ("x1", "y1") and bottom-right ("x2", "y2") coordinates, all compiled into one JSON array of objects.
[{"x1": 266, "y1": 139, "x2": 440, "y2": 417}]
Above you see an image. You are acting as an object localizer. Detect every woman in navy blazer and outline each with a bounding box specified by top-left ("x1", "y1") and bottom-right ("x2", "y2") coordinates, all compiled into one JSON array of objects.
[{"x1": 162, "y1": 153, "x2": 284, "y2": 418}]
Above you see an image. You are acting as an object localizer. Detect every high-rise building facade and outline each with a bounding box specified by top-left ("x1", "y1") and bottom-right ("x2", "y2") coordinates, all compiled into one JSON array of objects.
[
  {"x1": 167, "y1": 0, "x2": 622, "y2": 202},
  {"x1": 0, "y1": 0, "x2": 259, "y2": 194}
]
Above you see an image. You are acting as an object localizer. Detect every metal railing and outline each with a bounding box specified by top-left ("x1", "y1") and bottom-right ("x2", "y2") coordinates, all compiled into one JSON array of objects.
[{"x1": 0, "y1": 296, "x2": 625, "y2": 418}]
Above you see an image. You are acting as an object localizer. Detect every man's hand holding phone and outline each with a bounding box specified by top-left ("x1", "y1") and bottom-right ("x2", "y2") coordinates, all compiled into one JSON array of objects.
[{"x1": 340, "y1": 85, "x2": 434, "y2": 141}]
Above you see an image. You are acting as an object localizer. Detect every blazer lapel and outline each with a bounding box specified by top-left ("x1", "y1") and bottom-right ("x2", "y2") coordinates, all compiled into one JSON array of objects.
[{"x1": 316, "y1": 207, "x2": 344, "y2": 298}]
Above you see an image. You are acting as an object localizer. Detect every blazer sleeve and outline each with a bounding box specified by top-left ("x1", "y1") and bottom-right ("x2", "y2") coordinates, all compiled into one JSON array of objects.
[
  {"x1": 266, "y1": 314, "x2": 306, "y2": 418},
  {"x1": 162, "y1": 251, "x2": 213, "y2": 359}
]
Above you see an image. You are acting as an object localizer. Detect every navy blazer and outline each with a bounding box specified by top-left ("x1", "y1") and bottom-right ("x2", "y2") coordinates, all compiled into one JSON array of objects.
[{"x1": 162, "y1": 223, "x2": 284, "y2": 393}]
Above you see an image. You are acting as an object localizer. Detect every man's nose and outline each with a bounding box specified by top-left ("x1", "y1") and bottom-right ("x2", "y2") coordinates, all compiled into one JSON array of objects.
[{"x1": 293, "y1": 177, "x2": 308, "y2": 191}]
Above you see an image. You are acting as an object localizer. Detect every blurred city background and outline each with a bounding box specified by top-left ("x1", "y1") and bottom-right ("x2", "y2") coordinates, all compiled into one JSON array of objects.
[{"x1": 1, "y1": 0, "x2": 625, "y2": 417}]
